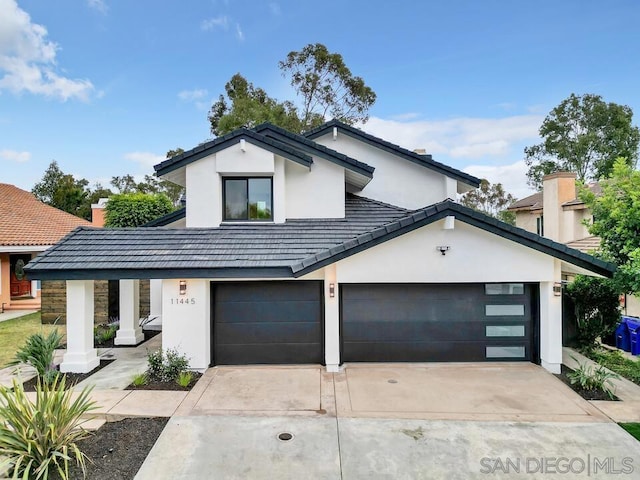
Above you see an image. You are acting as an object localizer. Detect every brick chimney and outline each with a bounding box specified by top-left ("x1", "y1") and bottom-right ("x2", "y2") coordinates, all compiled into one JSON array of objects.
[
  {"x1": 91, "y1": 198, "x2": 109, "y2": 227},
  {"x1": 542, "y1": 172, "x2": 577, "y2": 243}
]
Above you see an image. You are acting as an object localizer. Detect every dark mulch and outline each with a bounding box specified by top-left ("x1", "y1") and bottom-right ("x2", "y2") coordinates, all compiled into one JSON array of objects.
[
  {"x1": 94, "y1": 328, "x2": 161, "y2": 349},
  {"x1": 54, "y1": 417, "x2": 168, "y2": 480},
  {"x1": 20, "y1": 359, "x2": 116, "y2": 392},
  {"x1": 555, "y1": 365, "x2": 619, "y2": 401},
  {"x1": 125, "y1": 371, "x2": 202, "y2": 391}
]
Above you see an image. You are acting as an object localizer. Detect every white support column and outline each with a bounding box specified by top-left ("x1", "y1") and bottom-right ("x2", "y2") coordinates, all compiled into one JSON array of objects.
[
  {"x1": 150, "y1": 279, "x2": 163, "y2": 318},
  {"x1": 324, "y1": 265, "x2": 340, "y2": 372},
  {"x1": 115, "y1": 279, "x2": 144, "y2": 345},
  {"x1": 539, "y1": 261, "x2": 563, "y2": 373},
  {"x1": 61, "y1": 280, "x2": 99, "y2": 373},
  {"x1": 162, "y1": 279, "x2": 210, "y2": 370}
]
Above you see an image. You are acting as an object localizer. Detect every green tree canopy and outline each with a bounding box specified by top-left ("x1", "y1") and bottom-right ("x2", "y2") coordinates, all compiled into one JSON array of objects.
[
  {"x1": 459, "y1": 179, "x2": 517, "y2": 225},
  {"x1": 104, "y1": 193, "x2": 174, "y2": 228},
  {"x1": 32, "y1": 161, "x2": 90, "y2": 218},
  {"x1": 524, "y1": 93, "x2": 640, "y2": 189},
  {"x1": 580, "y1": 158, "x2": 640, "y2": 293},
  {"x1": 209, "y1": 43, "x2": 376, "y2": 136},
  {"x1": 110, "y1": 173, "x2": 183, "y2": 205}
]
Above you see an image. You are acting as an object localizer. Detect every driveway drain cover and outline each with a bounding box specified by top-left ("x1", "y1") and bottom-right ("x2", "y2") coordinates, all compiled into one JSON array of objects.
[
  {"x1": 277, "y1": 432, "x2": 294, "y2": 441},
  {"x1": 388, "y1": 379, "x2": 398, "y2": 384}
]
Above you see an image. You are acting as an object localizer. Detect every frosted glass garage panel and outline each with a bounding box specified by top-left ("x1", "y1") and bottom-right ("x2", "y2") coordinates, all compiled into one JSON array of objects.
[
  {"x1": 485, "y1": 283, "x2": 524, "y2": 295},
  {"x1": 485, "y1": 304, "x2": 525, "y2": 316},
  {"x1": 486, "y1": 325, "x2": 525, "y2": 337},
  {"x1": 486, "y1": 346, "x2": 526, "y2": 358}
]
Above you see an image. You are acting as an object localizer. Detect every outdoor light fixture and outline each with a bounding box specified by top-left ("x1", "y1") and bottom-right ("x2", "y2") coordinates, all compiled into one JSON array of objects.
[
  {"x1": 553, "y1": 282, "x2": 562, "y2": 296},
  {"x1": 179, "y1": 280, "x2": 187, "y2": 295},
  {"x1": 436, "y1": 246, "x2": 450, "y2": 256},
  {"x1": 329, "y1": 283, "x2": 335, "y2": 298}
]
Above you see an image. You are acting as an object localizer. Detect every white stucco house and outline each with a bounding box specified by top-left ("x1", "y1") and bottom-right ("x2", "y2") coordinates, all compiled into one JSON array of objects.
[{"x1": 25, "y1": 120, "x2": 615, "y2": 375}]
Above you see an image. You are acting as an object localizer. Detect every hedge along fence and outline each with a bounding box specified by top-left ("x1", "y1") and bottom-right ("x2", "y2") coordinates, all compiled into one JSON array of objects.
[{"x1": 41, "y1": 280, "x2": 150, "y2": 324}]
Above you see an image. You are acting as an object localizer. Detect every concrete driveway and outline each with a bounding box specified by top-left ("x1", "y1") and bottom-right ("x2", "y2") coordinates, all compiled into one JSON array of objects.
[{"x1": 136, "y1": 363, "x2": 640, "y2": 479}]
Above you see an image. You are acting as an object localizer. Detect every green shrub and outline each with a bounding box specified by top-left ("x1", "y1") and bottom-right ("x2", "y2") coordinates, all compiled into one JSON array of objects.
[
  {"x1": 587, "y1": 349, "x2": 640, "y2": 385},
  {"x1": 131, "y1": 372, "x2": 148, "y2": 387},
  {"x1": 565, "y1": 275, "x2": 620, "y2": 348},
  {"x1": 0, "y1": 376, "x2": 97, "y2": 479},
  {"x1": 104, "y1": 192, "x2": 173, "y2": 228},
  {"x1": 176, "y1": 371, "x2": 193, "y2": 388},
  {"x1": 568, "y1": 357, "x2": 619, "y2": 399},
  {"x1": 147, "y1": 348, "x2": 190, "y2": 382},
  {"x1": 9, "y1": 329, "x2": 63, "y2": 383},
  {"x1": 93, "y1": 322, "x2": 118, "y2": 346}
]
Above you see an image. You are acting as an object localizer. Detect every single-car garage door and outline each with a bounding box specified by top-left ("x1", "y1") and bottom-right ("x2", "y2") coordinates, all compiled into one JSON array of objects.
[
  {"x1": 341, "y1": 283, "x2": 537, "y2": 363},
  {"x1": 212, "y1": 281, "x2": 323, "y2": 365}
]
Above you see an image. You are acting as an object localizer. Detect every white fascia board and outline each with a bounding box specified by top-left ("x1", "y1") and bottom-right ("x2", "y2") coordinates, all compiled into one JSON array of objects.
[{"x1": 0, "y1": 245, "x2": 51, "y2": 253}]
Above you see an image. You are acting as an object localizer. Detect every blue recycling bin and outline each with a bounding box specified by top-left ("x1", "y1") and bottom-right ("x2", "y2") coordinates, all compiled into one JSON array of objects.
[
  {"x1": 616, "y1": 319, "x2": 631, "y2": 352},
  {"x1": 626, "y1": 318, "x2": 640, "y2": 355}
]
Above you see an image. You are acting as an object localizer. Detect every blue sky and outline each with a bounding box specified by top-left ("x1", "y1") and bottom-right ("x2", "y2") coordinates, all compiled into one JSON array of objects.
[{"x1": 1, "y1": 0, "x2": 640, "y2": 198}]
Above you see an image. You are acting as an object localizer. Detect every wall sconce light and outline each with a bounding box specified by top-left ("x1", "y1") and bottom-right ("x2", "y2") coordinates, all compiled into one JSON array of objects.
[
  {"x1": 329, "y1": 283, "x2": 335, "y2": 298},
  {"x1": 179, "y1": 280, "x2": 187, "y2": 296},
  {"x1": 553, "y1": 282, "x2": 562, "y2": 296},
  {"x1": 436, "y1": 246, "x2": 450, "y2": 256}
]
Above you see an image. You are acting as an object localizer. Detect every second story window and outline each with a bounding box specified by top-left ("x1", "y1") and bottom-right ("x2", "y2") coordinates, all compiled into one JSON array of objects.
[
  {"x1": 223, "y1": 177, "x2": 273, "y2": 221},
  {"x1": 536, "y1": 215, "x2": 544, "y2": 236}
]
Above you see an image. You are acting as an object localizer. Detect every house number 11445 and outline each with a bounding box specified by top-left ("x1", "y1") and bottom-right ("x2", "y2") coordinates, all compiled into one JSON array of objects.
[{"x1": 170, "y1": 298, "x2": 196, "y2": 305}]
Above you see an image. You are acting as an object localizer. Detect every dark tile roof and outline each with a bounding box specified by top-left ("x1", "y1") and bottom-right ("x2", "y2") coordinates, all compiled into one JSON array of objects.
[
  {"x1": 25, "y1": 195, "x2": 408, "y2": 280},
  {"x1": 154, "y1": 129, "x2": 313, "y2": 176},
  {"x1": 144, "y1": 207, "x2": 186, "y2": 227},
  {"x1": 303, "y1": 119, "x2": 481, "y2": 188},
  {"x1": 253, "y1": 123, "x2": 374, "y2": 177},
  {"x1": 26, "y1": 193, "x2": 614, "y2": 280}
]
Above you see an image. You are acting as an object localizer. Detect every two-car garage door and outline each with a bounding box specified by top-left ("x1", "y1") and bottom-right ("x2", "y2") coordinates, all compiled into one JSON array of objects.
[{"x1": 211, "y1": 281, "x2": 537, "y2": 365}]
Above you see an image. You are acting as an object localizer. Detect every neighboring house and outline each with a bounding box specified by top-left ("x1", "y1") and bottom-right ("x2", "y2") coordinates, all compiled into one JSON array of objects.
[
  {"x1": 507, "y1": 172, "x2": 639, "y2": 316},
  {"x1": 25, "y1": 121, "x2": 615, "y2": 375},
  {"x1": 0, "y1": 183, "x2": 90, "y2": 313}
]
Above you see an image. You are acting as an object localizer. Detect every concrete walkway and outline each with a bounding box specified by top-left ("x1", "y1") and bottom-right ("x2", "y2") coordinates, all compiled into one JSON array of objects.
[{"x1": 0, "y1": 309, "x2": 37, "y2": 323}]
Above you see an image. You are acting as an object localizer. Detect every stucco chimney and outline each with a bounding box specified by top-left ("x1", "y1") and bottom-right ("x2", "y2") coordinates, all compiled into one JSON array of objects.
[
  {"x1": 91, "y1": 198, "x2": 109, "y2": 227},
  {"x1": 542, "y1": 172, "x2": 576, "y2": 243}
]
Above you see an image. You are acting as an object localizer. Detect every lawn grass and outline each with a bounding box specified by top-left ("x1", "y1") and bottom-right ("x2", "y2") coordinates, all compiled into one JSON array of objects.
[
  {"x1": 583, "y1": 348, "x2": 640, "y2": 385},
  {"x1": 0, "y1": 312, "x2": 63, "y2": 368},
  {"x1": 620, "y1": 423, "x2": 640, "y2": 441}
]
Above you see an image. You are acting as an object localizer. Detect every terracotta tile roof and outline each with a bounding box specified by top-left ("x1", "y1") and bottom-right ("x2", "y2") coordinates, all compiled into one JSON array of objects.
[{"x1": 0, "y1": 183, "x2": 91, "y2": 247}]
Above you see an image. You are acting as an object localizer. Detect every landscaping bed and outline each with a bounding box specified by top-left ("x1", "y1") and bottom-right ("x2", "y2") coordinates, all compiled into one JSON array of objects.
[
  {"x1": 20, "y1": 359, "x2": 116, "y2": 392},
  {"x1": 53, "y1": 417, "x2": 168, "y2": 480},
  {"x1": 582, "y1": 347, "x2": 640, "y2": 386},
  {"x1": 555, "y1": 364, "x2": 619, "y2": 401},
  {"x1": 125, "y1": 371, "x2": 202, "y2": 391},
  {"x1": 94, "y1": 327, "x2": 161, "y2": 349}
]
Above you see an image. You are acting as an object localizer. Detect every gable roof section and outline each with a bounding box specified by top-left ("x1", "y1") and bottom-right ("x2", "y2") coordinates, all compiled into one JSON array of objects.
[
  {"x1": 25, "y1": 194, "x2": 614, "y2": 280},
  {"x1": 290, "y1": 200, "x2": 615, "y2": 278},
  {"x1": 0, "y1": 183, "x2": 91, "y2": 247},
  {"x1": 154, "y1": 128, "x2": 313, "y2": 177},
  {"x1": 508, "y1": 192, "x2": 543, "y2": 211},
  {"x1": 253, "y1": 123, "x2": 374, "y2": 178},
  {"x1": 144, "y1": 207, "x2": 186, "y2": 227},
  {"x1": 304, "y1": 119, "x2": 481, "y2": 188}
]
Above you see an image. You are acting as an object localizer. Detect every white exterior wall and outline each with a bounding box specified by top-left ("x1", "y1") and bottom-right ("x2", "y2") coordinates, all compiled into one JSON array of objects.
[
  {"x1": 185, "y1": 153, "x2": 220, "y2": 227},
  {"x1": 335, "y1": 220, "x2": 555, "y2": 283},
  {"x1": 285, "y1": 156, "x2": 345, "y2": 219},
  {"x1": 313, "y1": 133, "x2": 447, "y2": 209},
  {"x1": 162, "y1": 279, "x2": 211, "y2": 370}
]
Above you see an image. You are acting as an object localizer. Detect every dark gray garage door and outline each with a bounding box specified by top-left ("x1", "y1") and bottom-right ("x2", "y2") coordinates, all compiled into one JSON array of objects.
[
  {"x1": 212, "y1": 281, "x2": 323, "y2": 365},
  {"x1": 341, "y1": 283, "x2": 537, "y2": 363}
]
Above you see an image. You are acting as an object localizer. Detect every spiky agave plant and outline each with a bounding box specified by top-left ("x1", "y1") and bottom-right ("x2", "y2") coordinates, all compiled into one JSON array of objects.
[
  {"x1": 9, "y1": 329, "x2": 63, "y2": 383},
  {"x1": 0, "y1": 375, "x2": 97, "y2": 479}
]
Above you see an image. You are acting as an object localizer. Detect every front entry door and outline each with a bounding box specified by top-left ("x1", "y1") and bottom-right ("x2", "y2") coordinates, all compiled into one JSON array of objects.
[{"x1": 10, "y1": 254, "x2": 32, "y2": 297}]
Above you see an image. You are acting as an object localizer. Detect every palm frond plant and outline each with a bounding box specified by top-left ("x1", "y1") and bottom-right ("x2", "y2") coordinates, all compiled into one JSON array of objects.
[{"x1": 8, "y1": 329, "x2": 63, "y2": 383}]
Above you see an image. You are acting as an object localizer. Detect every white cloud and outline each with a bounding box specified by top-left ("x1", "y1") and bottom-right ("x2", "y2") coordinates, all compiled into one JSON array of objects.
[
  {"x1": 124, "y1": 151, "x2": 165, "y2": 168},
  {"x1": 87, "y1": 0, "x2": 108, "y2": 14},
  {"x1": 0, "y1": 0, "x2": 95, "y2": 101},
  {"x1": 201, "y1": 15, "x2": 229, "y2": 31},
  {"x1": 0, "y1": 149, "x2": 30, "y2": 162},
  {"x1": 235, "y1": 23, "x2": 244, "y2": 41},
  {"x1": 362, "y1": 114, "x2": 543, "y2": 160},
  {"x1": 178, "y1": 88, "x2": 208, "y2": 102},
  {"x1": 464, "y1": 160, "x2": 535, "y2": 200}
]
